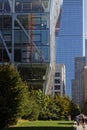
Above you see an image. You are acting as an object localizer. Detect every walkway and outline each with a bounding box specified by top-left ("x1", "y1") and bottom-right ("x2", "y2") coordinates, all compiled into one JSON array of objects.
[{"x1": 74, "y1": 124, "x2": 87, "y2": 130}]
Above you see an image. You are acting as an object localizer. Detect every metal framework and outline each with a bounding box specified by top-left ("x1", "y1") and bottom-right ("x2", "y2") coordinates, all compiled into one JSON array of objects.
[{"x1": 0, "y1": 0, "x2": 61, "y2": 94}]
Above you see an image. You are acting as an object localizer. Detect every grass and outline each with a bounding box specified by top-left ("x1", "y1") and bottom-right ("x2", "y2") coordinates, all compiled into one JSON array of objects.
[
  {"x1": 6, "y1": 119, "x2": 74, "y2": 130},
  {"x1": 16, "y1": 119, "x2": 74, "y2": 127}
]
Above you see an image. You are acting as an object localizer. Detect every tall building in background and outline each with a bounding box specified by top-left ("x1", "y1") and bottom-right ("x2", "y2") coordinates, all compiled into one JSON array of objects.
[
  {"x1": 56, "y1": 0, "x2": 85, "y2": 97},
  {"x1": 83, "y1": 66, "x2": 87, "y2": 102},
  {"x1": 72, "y1": 57, "x2": 85, "y2": 107},
  {"x1": 0, "y1": 0, "x2": 61, "y2": 94},
  {"x1": 53, "y1": 64, "x2": 65, "y2": 96},
  {"x1": 85, "y1": 39, "x2": 87, "y2": 65}
]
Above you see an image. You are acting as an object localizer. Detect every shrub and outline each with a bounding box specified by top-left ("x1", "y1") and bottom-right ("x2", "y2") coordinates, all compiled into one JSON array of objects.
[{"x1": 0, "y1": 64, "x2": 29, "y2": 129}]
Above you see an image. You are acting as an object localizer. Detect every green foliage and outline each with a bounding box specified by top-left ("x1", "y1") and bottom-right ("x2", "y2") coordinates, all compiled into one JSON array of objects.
[
  {"x1": 21, "y1": 89, "x2": 80, "y2": 121},
  {"x1": 22, "y1": 97, "x2": 39, "y2": 121},
  {"x1": 70, "y1": 101, "x2": 81, "y2": 120},
  {"x1": 24, "y1": 90, "x2": 75, "y2": 121},
  {"x1": 0, "y1": 64, "x2": 80, "y2": 128},
  {"x1": 28, "y1": 91, "x2": 71, "y2": 120},
  {"x1": 81, "y1": 101, "x2": 87, "y2": 115},
  {"x1": 0, "y1": 64, "x2": 29, "y2": 129}
]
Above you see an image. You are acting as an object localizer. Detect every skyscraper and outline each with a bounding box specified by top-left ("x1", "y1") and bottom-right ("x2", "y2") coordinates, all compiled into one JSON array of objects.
[
  {"x1": 83, "y1": 66, "x2": 87, "y2": 102},
  {"x1": 85, "y1": 39, "x2": 87, "y2": 65},
  {"x1": 72, "y1": 57, "x2": 85, "y2": 107},
  {"x1": 0, "y1": 0, "x2": 61, "y2": 94},
  {"x1": 53, "y1": 64, "x2": 65, "y2": 96},
  {"x1": 56, "y1": 0, "x2": 85, "y2": 97}
]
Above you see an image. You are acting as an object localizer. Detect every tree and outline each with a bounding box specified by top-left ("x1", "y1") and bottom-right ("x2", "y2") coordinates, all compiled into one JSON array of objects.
[
  {"x1": 70, "y1": 101, "x2": 81, "y2": 120},
  {"x1": 60, "y1": 96, "x2": 71, "y2": 119},
  {"x1": 0, "y1": 64, "x2": 29, "y2": 129},
  {"x1": 22, "y1": 96, "x2": 40, "y2": 121},
  {"x1": 28, "y1": 89, "x2": 51, "y2": 120},
  {"x1": 53, "y1": 95, "x2": 71, "y2": 120},
  {"x1": 81, "y1": 101, "x2": 87, "y2": 115}
]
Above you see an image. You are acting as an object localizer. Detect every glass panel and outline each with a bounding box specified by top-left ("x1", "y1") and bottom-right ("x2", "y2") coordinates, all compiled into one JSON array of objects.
[
  {"x1": 0, "y1": 16, "x2": 12, "y2": 29},
  {"x1": 55, "y1": 72, "x2": 61, "y2": 77},
  {"x1": 32, "y1": 30, "x2": 41, "y2": 35},
  {"x1": 31, "y1": 50, "x2": 41, "y2": 63},
  {"x1": 0, "y1": 16, "x2": 3, "y2": 29},
  {"x1": 54, "y1": 85, "x2": 60, "y2": 90},
  {"x1": 14, "y1": 30, "x2": 28, "y2": 43},
  {"x1": 32, "y1": 34, "x2": 41, "y2": 42},
  {"x1": 29, "y1": 29, "x2": 49, "y2": 46},
  {"x1": 2, "y1": 30, "x2": 12, "y2": 35},
  {"x1": 55, "y1": 79, "x2": 61, "y2": 84},
  {"x1": 41, "y1": 14, "x2": 50, "y2": 28},
  {"x1": 4, "y1": 0, "x2": 11, "y2": 13},
  {"x1": 17, "y1": 15, "x2": 28, "y2": 29},
  {"x1": 30, "y1": 45, "x2": 49, "y2": 63},
  {"x1": 17, "y1": 14, "x2": 50, "y2": 29},
  {"x1": 32, "y1": 1, "x2": 43, "y2": 12},
  {"x1": 0, "y1": 0, "x2": 3, "y2": 12},
  {"x1": 14, "y1": 49, "x2": 21, "y2": 62},
  {"x1": 4, "y1": 35, "x2": 11, "y2": 42},
  {"x1": 0, "y1": 49, "x2": 9, "y2": 62},
  {"x1": 41, "y1": 0, "x2": 50, "y2": 12},
  {"x1": 15, "y1": 1, "x2": 21, "y2": 12},
  {"x1": 41, "y1": 46, "x2": 50, "y2": 62},
  {"x1": 22, "y1": 2, "x2": 32, "y2": 12},
  {"x1": 0, "y1": 37, "x2": 2, "y2": 43},
  {"x1": 0, "y1": 0, "x2": 11, "y2": 13},
  {"x1": 41, "y1": 30, "x2": 49, "y2": 44},
  {"x1": 15, "y1": 0, "x2": 46, "y2": 13}
]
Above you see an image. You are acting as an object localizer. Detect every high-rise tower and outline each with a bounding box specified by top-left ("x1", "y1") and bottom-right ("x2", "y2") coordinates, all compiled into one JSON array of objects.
[
  {"x1": 56, "y1": 0, "x2": 85, "y2": 97},
  {"x1": 72, "y1": 57, "x2": 86, "y2": 107},
  {"x1": 0, "y1": 0, "x2": 61, "y2": 94}
]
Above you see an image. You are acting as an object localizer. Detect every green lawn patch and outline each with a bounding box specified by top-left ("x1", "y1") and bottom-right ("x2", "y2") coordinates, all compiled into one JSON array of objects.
[
  {"x1": 16, "y1": 120, "x2": 73, "y2": 127},
  {"x1": 6, "y1": 120, "x2": 74, "y2": 130}
]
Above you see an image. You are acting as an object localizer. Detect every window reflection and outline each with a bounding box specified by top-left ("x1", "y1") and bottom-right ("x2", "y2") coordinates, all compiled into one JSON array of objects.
[
  {"x1": 0, "y1": 0, "x2": 10, "y2": 13},
  {"x1": 0, "y1": 15, "x2": 12, "y2": 29},
  {"x1": 17, "y1": 14, "x2": 49, "y2": 29},
  {"x1": 0, "y1": 0, "x2": 50, "y2": 64},
  {"x1": 15, "y1": 0, "x2": 50, "y2": 13}
]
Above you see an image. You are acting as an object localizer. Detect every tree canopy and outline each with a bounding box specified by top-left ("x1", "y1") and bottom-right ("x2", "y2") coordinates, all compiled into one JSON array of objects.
[{"x1": 0, "y1": 64, "x2": 29, "y2": 129}]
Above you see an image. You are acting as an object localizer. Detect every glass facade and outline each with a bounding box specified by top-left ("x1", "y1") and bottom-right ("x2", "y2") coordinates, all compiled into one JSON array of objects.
[
  {"x1": 72, "y1": 57, "x2": 86, "y2": 107},
  {"x1": 56, "y1": 0, "x2": 85, "y2": 97},
  {"x1": 85, "y1": 39, "x2": 87, "y2": 65},
  {"x1": 0, "y1": 0, "x2": 50, "y2": 63},
  {"x1": 0, "y1": 0, "x2": 61, "y2": 93}
]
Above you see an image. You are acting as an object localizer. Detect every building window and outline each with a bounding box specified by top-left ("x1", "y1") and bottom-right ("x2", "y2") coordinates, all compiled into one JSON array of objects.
[
  {"x1": 55, "y1": 72, "x2": 60, "y2": 77},
  {"x1": 14, "y1": 49, "x2": 21, "y2": 62},
  {"x1": 54, "y1": 79, "x2": 61, "y2": 84},
  {"x1": 0, "y1": 0, "x2": 10, "y2": 13},
  {"x1": 54, "y1": 85, "x2": 60, "y2": 90}
]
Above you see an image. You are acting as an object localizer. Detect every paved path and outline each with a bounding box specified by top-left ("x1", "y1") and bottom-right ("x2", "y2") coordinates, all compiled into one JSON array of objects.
[{"x1": 74, "y1": 124, "x2": 87, "y2": 130}]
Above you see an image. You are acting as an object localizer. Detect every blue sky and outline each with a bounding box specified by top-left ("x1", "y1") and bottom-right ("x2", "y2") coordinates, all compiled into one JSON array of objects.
[{"x1": 85, "y1": 0, "x2": 87, "y2": 38}]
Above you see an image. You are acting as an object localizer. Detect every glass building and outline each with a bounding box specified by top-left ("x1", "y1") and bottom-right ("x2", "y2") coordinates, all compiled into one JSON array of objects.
[
  {"x1": 72, "y1": 57, "x2": 86, "y2": 107},
  {"x1": 0, "y1": 0, "x2": 61, "y2": 94},
  {"x1": 85, "y1": 39, "x2": 87, "y2": 65},
  {"x1": 56, "y1": 0, "x2": 85, "y2": 97}
]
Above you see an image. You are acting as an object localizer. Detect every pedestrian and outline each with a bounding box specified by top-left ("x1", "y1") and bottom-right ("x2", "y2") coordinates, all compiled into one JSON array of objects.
[{"x1": 82, "y1": 117, "x2": 85, "y2": 128}]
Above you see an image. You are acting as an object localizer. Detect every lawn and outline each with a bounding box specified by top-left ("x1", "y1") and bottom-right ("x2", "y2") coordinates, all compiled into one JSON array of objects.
[{"x1": 6, "y1": 120, "x2": 74, "y2": 130}]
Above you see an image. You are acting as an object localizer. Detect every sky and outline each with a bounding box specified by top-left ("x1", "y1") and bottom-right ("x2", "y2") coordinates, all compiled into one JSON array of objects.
[{"x1": 85, "y1": 0, "x2": 87, "y2": 39}]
